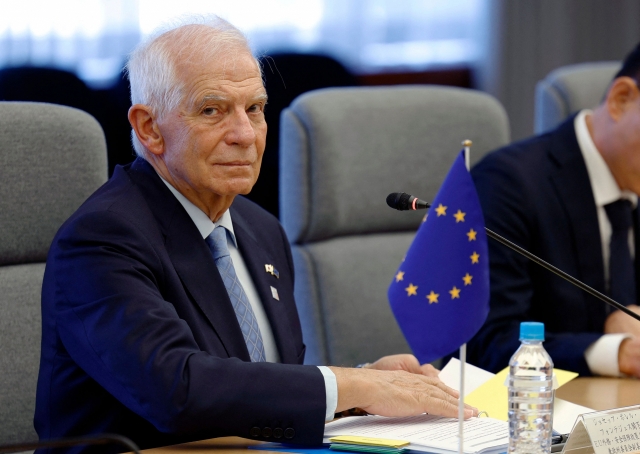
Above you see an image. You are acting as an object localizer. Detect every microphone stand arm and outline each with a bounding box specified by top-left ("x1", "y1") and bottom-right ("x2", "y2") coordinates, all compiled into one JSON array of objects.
[{"x1": 485, "y1": 227, "x2": 640, "y2": 323}]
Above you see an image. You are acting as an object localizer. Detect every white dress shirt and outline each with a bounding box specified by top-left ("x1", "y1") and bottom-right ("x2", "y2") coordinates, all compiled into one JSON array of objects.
[
  {"x1": 158, "y1": 176, "x2": 338, "y2": 419},
  {"x1": 575, "y1": 110, "x2": 637, "y2": 376}
]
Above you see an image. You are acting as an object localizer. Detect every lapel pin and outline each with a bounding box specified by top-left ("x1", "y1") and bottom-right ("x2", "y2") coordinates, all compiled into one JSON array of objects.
[
  {"x1": 270, "y1": 286, "x2": 280, "y2": 301},
  {"x1": 264, "y1": 264, "x2": 280, "y2": 279}
]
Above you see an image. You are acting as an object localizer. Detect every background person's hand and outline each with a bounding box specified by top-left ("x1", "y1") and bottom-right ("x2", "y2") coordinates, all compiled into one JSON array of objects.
[
  {"x1": 618, "y1": 337, "x2": 640, "y2": 377},
  {"x1": 604, "y1": 305, "x2": 640, "y2": 336}
]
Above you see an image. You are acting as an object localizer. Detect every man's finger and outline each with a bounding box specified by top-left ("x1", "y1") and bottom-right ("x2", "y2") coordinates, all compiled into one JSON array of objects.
[
  {"x1": 401, "y1": 356, "x2": 424, "y2": 374},
  {"x1": 418, "y1": 375, "x2": 460, "y2": 398},
  {"x1": 419, "y1": 380, "x2": 479, "y2": 416},
  {"x1": 420, "y1": 363, "x2": 440, "y2": 377},
  {"x1": 417, "y1": 391, "x2": 477, "y2": 419}
]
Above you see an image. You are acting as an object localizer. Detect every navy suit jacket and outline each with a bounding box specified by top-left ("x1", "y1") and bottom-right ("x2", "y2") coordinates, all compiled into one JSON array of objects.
[
  {"x1": 35, "y1": 158, "x2": 326, "y2": 452},
  {"x1": 468, "y1": 116, "x2": 639, "y2": 376}
]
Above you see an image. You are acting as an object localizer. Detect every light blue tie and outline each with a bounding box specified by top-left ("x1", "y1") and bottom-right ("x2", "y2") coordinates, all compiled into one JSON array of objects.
[{"x1": 206, "y1": 226, "x2": 266, "y2": 362}]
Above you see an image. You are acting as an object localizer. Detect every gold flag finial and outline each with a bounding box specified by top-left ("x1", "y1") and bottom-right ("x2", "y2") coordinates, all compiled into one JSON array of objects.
[{"x1": 462, "y1": 139, "x2": 473, "y2": 147}]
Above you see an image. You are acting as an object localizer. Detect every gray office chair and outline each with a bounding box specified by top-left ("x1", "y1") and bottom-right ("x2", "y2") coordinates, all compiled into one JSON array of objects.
[
  {"x1": 280, "y1": 86, "x2": 510, "y2": 366},
  {"x1": 534, "y1": 61, "x2": 621, "y2": 134},
  {"x1": 0, "y1": 102, "x2": 107, "y2": 444}
]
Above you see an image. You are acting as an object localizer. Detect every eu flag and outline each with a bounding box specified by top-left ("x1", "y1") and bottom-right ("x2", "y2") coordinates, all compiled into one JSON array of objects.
[{"x1": 388, "y1": 150, "x2": 490, "y2": 364}]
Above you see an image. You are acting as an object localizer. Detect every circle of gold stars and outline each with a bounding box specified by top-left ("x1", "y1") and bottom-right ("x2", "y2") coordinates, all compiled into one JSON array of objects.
[{"x1": 397, "y1": 203, "x2": 482, "y2": 304}]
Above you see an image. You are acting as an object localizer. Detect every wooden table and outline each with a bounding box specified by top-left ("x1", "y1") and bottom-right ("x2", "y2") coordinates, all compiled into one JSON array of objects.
[
  {"x1": 141, "y1": 436, "x2": 267, "y2": 454},
  {"x1": 556, "y1": 376, "x2": 640, "y2": 410}
]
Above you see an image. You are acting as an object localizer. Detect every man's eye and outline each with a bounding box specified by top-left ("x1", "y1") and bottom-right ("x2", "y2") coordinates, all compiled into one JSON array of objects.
[
  {"x1": 203, "y1": 107, "x2": 217, "y2": 115},
  {"x1": 248, "y1": 104, "x2": 264, "y2": 113}
]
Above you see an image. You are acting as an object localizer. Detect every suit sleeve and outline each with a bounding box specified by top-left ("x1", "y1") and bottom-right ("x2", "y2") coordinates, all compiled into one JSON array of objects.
[
  {"x1": 468, "y1": 152, "x2": 600, "y2": 376},
  {"x1": 48, "y1": 209, "x2": 327, "y2": 444}
]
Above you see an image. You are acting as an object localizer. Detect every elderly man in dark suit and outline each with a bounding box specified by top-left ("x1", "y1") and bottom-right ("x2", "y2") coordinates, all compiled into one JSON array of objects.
[
  {"x1": 469, "y1": 43, "x2": 640, "y2": 377},
  {"x1": 35, "y1": 16, "x2": 475, "y2": 453}
]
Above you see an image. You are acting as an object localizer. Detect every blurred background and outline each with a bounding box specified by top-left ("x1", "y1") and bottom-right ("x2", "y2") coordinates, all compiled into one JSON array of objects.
[{"x1": 1, "y1": 0, "x2": 639, "y2": 215}]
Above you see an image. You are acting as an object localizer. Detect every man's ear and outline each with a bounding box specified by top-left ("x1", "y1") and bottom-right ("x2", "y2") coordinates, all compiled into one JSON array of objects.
[
  {"x1": 605, "y1": 76, "x2": 640, "y2": 122},
  {"x1": 128, "y1": 104, "x2": 164, "y2": 155}
]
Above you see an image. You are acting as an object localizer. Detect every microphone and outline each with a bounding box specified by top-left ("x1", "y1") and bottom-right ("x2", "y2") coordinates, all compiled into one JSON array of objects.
[
  {"x1": 388, "y1": 193, "x2": 640, "y2": 323},
  {"x1": 386, "y1": 192, "x2": 430, "y2": 211}
]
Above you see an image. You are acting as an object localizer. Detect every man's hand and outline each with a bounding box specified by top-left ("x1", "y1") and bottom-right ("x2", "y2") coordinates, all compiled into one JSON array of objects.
[
  {"x1": 329, "y1": 366, "x2": 477, "y2": 420},
  {"x1": 618, "y1": 337, "x2": 640, "y2": 377},
  {"x1": 604, "y1": 305, "x2": 640, "y2": 336},
  {"x1": 364, "y1": 354, "x2": 439, "y2": 378}
]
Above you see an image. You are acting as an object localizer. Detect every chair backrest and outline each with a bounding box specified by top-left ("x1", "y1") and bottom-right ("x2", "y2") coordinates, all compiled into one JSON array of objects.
[
  {"x1": 246, "y1": 53, "x2": 357, "y2": 217},
  {"x1": 280, "y1": 86, "x2": 510, "y2": 366},
  {"x1": 0, "y1": 102, "x2": 107, "y2": 444},
  {"x1": 534, "y1": 61, "x2": 621, "y2": 134}
]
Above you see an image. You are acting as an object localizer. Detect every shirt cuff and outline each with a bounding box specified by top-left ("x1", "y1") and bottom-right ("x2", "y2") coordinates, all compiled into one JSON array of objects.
[
  {"x1": 584, "y1": 333, "x2": 632, "y2": 376},
  {"x1": 317, "y1": 366, "x2": 338, "y2": 421}
]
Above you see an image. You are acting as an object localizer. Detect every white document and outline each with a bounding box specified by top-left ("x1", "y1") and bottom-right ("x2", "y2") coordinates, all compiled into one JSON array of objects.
[
  {"x1": 324, "y1": 414, "x2": 508, "y2": 454},
  {"x1": 438, "y1": 358, "x2": 594, "y2": 434},
  {"x1": 438, "y1": 357, "x2": 495, "y2": 397},
  {"x1": 553, "y1": 398, "x2": 594, "y2": 435}
]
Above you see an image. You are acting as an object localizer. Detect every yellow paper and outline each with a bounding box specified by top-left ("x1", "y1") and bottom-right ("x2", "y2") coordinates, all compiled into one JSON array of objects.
[
  {"x1": 329, "y1": 436, "x2": 410, "y2": 448},
  {"x1": 464, "y1": 367, "x2": 579, "y2": 422}
]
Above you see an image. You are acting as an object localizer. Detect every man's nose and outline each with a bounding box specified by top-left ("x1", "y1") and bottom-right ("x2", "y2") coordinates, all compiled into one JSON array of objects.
[{"x1": 225, "y1": 109, "x2": 257, "y2": 147}]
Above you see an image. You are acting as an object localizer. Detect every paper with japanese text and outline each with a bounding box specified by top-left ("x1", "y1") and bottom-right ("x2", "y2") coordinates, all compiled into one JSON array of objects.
[{"x1": 563, "y1": 406, "x2": 640, "y2": 454}]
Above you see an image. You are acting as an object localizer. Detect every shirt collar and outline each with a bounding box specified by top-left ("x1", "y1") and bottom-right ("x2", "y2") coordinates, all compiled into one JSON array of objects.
[
  {"x1": 575, "y1": 110, "x2": 638, "y2": 209},
  {"x1": 157, "y1": 172, "x2": 238, "y2": 247}
]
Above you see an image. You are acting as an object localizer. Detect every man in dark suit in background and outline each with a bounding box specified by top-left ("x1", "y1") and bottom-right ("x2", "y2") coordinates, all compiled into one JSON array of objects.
[
  {"x1": 35, "y1": 16, "x2": 475, "y2": 452},
  {"x1": 469, "y1": 43, "x2": 640, "y2": 377}
]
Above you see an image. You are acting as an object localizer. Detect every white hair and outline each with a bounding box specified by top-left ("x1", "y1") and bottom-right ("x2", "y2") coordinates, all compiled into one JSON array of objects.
[{"x1": 126, "y1": 15, "x2": 262, "y2": 157}]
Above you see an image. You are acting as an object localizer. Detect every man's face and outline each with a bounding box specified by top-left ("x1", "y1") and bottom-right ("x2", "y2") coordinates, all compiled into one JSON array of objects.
[
  {"x1": 156, "y1": 50, "x2": 267, "y2": 200},
  {"x1": 611, "y1": 82, "x2": 640, "y2": 194}
]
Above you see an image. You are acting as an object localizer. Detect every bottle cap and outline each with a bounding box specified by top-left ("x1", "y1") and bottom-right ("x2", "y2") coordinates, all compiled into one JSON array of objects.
[{"x1": 519, "y1": 322, "x2": 545, "y2": 341}]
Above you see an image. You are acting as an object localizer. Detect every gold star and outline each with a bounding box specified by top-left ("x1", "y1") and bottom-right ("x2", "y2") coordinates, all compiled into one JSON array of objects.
[
  {"x1": 405, "y1": 283, "x2": 418, "y2": 296},
  {"x1": 426, "y1": 291, "x2": 439, "y2": 304},
  {"x1": 449, "y1": 286, "x2": 461, "y2": 299},
  {"x1": 395, "y1": 271, "x2": 405, "y2": 282},
  {"x1": 463, "y1": 273, "x2": 473, "y2": 286},
  {"x1": 467, "y1": 228, "x2": 477, "y2": 241},
  {"x1": 453, "y1": 210, "x2": 466, "y2": 223},
  {"x1": 435, "y1": 204, "x2": 447, "y2": 216},
  {"x1": 422, "y1": 213, "x2": 428, "y2": 223},
  {"x1": 470, "y1": 252, "x2": 480, "y2": 264}
]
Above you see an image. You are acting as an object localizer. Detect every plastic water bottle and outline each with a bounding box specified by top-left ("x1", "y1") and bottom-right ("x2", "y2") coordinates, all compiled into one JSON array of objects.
[{"x1": 508, "y1": 322, "x2": 554, "y2": 454}]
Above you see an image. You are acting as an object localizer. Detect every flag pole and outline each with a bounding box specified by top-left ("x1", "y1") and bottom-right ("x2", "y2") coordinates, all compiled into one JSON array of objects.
[
  {"x1": 458, "y1": 343, "x2": 466, "y2": 454},
  {"x1": 458, "y1": 139, "x2": 472, "y2": 454},
  {"x1": 463, "y1": 140, "x2": 471, "y2": 171}
]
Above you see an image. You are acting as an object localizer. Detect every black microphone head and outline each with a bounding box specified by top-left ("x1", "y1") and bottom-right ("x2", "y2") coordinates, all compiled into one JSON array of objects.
[{"x1": 386, "y1": 192, "x2": 412, "y2": 210}]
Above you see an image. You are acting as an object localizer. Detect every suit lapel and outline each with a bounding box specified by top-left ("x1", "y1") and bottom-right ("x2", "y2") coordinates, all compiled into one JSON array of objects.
[
  {"x1": 231, "y1": 207, "x2": 298, "y2": 363},
  {"x1": 127, "y1": 159, "x2": 250, "y2": 361},
  {"x1": 547, "y1": 118, "x2": 606, "y2": 295},
  {"x1": 164, "y1": 216, "x2": 251, "y2": 361}
]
